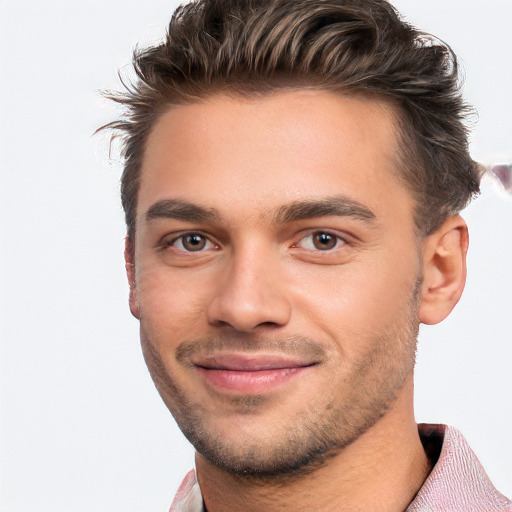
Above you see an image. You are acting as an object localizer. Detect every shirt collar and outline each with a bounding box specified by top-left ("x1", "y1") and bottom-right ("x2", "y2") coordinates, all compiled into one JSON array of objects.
[{"x1": 169, "y1": 424, "x2": 511, "y2": 512}]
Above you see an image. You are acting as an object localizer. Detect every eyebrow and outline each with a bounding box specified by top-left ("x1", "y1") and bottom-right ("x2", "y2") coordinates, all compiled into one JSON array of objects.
[
  {"x1": 145, "y1": 199, "x2": 220, "y2": 223},
  {"x1": 274, "y1": 196, "x2": 376, "y2": 224},
  {"x1": 144, "y1": 196, "x2": 376, "y2": 226}
]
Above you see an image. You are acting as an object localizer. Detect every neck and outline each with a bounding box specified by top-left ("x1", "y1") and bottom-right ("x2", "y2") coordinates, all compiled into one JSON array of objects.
[{"x1": 195, "y1": 377, "x2": 431, "y2": 512}]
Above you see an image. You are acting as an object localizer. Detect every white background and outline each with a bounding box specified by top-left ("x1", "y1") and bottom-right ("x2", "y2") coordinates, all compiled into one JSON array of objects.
[{"x1": 0, "y1": 1, "x2": 510, "y2": 510}]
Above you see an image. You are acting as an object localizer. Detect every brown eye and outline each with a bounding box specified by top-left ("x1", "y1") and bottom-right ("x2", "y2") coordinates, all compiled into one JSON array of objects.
[
  {"x1": 181, "y1": 234, "x2": 207, "y2": 251},
  {"x1": 312, "y1": 232, "x2": 338, "y2": 250},
  {"x1": 295, "y1": 231, "x2": 345, "y2": 251},
  {"x1": 168, "y1": 233, "x2": 214, "y2": 252}
]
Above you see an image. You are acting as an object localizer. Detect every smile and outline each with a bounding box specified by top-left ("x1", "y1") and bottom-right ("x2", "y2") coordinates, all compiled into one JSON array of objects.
[{"x1": 193, "y1": 354, "x2": 319, "y2": 394}]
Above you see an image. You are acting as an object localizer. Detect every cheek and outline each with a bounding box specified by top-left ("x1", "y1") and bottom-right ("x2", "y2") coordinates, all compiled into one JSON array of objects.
[
  {"x1": 135, "y1": 264, "x2": 213, "y2": 343},
  {"x1": 287, "y1": 253, "x2": 418, "y2": 344}
]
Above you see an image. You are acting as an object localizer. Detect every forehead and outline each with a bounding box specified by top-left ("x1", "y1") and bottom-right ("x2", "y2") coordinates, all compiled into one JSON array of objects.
[{"x1": 138, "y1": 90, "x2": 414, "y2": 227}]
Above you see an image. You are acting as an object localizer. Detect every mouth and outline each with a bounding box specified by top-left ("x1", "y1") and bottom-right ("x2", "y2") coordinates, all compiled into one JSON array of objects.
[{"x1": 193, "y1": 353, "x2": 319, "y2": 394}]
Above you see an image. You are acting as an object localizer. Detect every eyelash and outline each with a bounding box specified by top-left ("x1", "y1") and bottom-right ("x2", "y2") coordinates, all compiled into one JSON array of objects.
[
  {"x1": 160, "y1": 230, "x2": 348, "y2": 253},
  {"x1": 161, "y1": 232, "x2": 218, "y2": 253},
  {"x1": 294, "y1": 231, "x2": 347, "y2": 251}
]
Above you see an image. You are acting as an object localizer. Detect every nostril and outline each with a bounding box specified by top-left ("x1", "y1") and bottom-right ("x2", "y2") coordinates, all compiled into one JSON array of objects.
[{"x1": 207, "y1": 294, "x2": 292, "y2": 332}]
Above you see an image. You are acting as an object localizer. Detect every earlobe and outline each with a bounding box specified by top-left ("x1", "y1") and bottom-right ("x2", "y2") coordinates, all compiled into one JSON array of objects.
[
  {"x1": 124, "y1": 236, "x2": 140, "y2": 319},
  {"x1": 418, "y1": 216, "x2": 469, "y2": 325}
]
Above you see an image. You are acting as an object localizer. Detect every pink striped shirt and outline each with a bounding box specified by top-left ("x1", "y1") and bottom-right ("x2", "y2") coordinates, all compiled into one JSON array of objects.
[{"x1": 169, "y1": 424, "x2": 512, "y2": 512}]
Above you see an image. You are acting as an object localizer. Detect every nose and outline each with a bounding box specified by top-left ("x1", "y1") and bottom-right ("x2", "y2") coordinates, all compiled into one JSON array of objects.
[{"x1": 206, "y1": 248, "x2": 292, "y2": 332}]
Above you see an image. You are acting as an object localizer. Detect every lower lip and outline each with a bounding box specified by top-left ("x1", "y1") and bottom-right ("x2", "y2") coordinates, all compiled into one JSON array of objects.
[{"x1": 196, "y1": 366, "x2": 310, "y2": 394}]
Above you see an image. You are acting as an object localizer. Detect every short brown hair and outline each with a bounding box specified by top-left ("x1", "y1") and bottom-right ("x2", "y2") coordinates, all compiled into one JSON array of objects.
[{"x1": 102, "y1": 0, "x2": 481, "y2": 239}]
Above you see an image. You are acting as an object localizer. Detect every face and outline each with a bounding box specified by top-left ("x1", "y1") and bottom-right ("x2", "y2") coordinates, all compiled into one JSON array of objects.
[{"x1": 130, "y1": 90, "x2": 422, "y2": 477}]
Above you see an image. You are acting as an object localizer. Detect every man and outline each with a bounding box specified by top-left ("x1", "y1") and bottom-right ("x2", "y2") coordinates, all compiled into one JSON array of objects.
[{"x1": 102, "y1": 0, "x2": 512, "y2": 510}]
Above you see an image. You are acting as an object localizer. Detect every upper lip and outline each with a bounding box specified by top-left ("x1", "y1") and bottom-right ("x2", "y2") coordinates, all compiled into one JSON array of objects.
[{"x1": 193, "y1": 353, "x2": 320, "y2": 371}]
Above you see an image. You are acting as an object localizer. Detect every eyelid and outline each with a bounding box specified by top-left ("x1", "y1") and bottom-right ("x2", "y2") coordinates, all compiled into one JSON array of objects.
[
  {"x1": 158, "y1": 230, "x2": 220, "y2": 252},
  {"x1": 293, "y1": 229, "x2": 350, "y2": 250},
  {"x1": 156, "y1": 227, "x2": 354, "y2": 253}
]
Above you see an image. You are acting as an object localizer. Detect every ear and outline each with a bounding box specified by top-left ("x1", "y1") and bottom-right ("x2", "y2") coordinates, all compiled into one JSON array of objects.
[
  {"x1": 419, "y1": 215, "x2": 469, "y2": 325},
  {"x1": 124, "y1": 236, "x2": 140, "y2": 319}
]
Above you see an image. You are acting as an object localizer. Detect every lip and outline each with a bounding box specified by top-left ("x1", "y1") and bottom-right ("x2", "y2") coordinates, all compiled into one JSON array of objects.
[{"x1": 193, "y1": 353, "x2": 318, "y2": 394}]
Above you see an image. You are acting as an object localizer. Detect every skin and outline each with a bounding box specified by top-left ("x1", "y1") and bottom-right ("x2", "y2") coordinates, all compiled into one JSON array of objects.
[{"x1": 126, "y1": 90, "x2": 469, "y2": 511}]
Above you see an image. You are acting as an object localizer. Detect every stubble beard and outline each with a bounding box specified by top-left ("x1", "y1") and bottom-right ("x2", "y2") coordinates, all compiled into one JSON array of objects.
[{"x1": 140, "y1": 284, "x2": 420, "y2": 482}]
